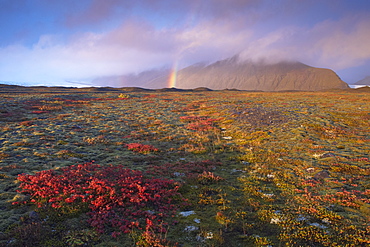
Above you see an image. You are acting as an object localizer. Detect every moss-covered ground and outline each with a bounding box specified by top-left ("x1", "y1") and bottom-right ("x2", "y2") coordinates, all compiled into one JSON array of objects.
[{"x1": 0, "y1": 89, "x2": 369, "y2": 246}]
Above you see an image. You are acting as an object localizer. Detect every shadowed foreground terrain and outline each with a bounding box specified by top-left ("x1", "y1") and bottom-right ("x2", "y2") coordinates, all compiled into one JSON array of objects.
[{"x1": 0, "y1": 87, "x2": 369, "y2": 246}]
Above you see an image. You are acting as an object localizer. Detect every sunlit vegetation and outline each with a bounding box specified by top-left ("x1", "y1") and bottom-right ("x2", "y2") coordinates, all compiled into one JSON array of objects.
[{"x1": 0, "y1": 89, "x2": 369, "y2": 246}]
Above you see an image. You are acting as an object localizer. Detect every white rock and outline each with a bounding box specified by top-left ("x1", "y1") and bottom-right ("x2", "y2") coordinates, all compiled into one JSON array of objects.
[
  {"x1": 270, "y1": 218, "x2": 281, "y2": 224},
  {"x1": 196, "y1": 235, "x2": 204, "y2": 242},
  {"x1": 296, "y1": 216, "x2": 307, "y2": 221},
  {"x1": 312, "y1": 153, "x2": 323, "y2": 158},
  {"x1": 231, "y1": 169, "x2": 243, "y2": 173},
  {"x1": 222, "y1": 136, "x2": 232, "y2": 140},
  {"x1": 309, "y1": 223, "x2": 327, "y2": 229},
  {"x1": 306, "y1": 167, "x2": 315, "y2": 173},
  {"x1": 205, "y1": 232, "x2": 213, "y2": 239},
  {"x1": 179, "y1": 211, "x2": 196, "y2": 217},
  {"x1": 184, "y1": 225, "x2": 199, "y2": 232},
  {"x1": 322, "y1": 218, "x2": 331, "y2": 224},
  {"x1": 173, "y1": 172, "x2": 185, "y2": 177}
]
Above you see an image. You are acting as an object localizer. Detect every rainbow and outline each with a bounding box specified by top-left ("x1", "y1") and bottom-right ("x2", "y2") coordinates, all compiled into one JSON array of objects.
[{"x1": 168, "y1": 61, "x2": 178, "y2": 88}]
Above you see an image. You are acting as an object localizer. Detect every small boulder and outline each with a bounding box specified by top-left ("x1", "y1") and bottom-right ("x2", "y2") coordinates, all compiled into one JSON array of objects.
[{"x1": 314, "y1": 170, "x2": 330, "y2": 180}]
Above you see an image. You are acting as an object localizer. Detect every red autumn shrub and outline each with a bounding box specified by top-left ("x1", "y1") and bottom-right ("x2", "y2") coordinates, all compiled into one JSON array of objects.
[
  {"x1": 31, "y1": 110, "x2": 48, "y2": 114},
  {"x1": 15, "y1": 162, "x2": 182, "y2": 237},
  {"x1": 19, "y1": 121, "x2": 34, "y2": 126},
  {"x1": 197, "y1": 171, "x2": 224, "y2": 185},
  {"x1": 179, "y1": 115, "x2": 219, "y2": 132},
  {"x1": 179, "y1": 116, "x2": 209, "y2": 122},
  {"x1": 126, "y1": 143, "x2": 159, "y2": 153}
]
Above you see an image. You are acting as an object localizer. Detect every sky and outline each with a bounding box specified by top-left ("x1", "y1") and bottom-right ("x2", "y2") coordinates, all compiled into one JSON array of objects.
[{"x1": 0, "y1": 0, "x2": 370, "y2": 87}]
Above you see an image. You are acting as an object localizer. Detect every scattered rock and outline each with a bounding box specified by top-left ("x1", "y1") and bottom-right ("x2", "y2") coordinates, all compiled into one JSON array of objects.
[
  {"x1": 322, "y1": 218, "x2": 331, "y2": 224},
  {"x1": 314, "y1": 170, "x2": 330, "y2": 180},
  {"x1": 173, "y1": 172, "x2": 185, "y2": 177},
  {"x1": 29, "y1": 211, "x2": 39, "y2": 220},
  {"x1": 184, "y1": 225, "x2": 198, "y2": 232},
  {"x1": 309, "y1": 222, "x2": 327, "y2": 229},
  {"x1": 306, "y1": 167, "x2": 315, "y2": 173},
  {"x1": 296, "y1": 216, "x2": 308, "y2": 221},
  {"x1": 321, "y1": 152, "x2": 336, "y2": 158},
  {"x1": 262, "y1": 193, "x2": 274, "y2": 198},
  {"x1": 270, "y1": 218, "x2": 281, "y2": 224},
  {"x1": 179, "y1": 211, "x2": 196, "y2": 217},
  {"x1": 205, "y1": 232, "x2": 213, "y2": 239},
  {"x1": 222, "y1": 136, "x2": 232, "y2": 140},
  {"x1": 231, "y1": 169, "x2": 244, "y2": 173}
]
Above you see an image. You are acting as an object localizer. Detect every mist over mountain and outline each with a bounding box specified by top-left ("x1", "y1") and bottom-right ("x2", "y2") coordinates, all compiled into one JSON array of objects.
[
  {"x1": 92, "y1": 68, "x2": 170, "y2": 88},
  {"x1": 94, "y1": 56, "x2": 349, "y2": 91},
  {"x1": 173, "y1": 57, "x2": 348, "y2": 91}
]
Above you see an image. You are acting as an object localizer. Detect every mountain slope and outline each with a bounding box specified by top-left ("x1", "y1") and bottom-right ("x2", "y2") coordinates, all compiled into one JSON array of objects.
[
  {"x1": 173, "y1": 57, "x2": 349, "y2": 91},
  {"x1": 91, "y1": 56, "x2": 349, "y2": 91},
  {"x1": 353, "y1": 76, "x2": 370, "y2": 86}
]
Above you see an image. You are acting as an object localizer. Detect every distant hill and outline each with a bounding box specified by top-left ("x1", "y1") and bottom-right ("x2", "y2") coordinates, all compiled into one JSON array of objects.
[
  {"x1": 170, "y1": 56, "x2": 349, "y2": 91},
  {"x1": 353, "y1": 76, "x2": 370, "y2": 86},
  {"x1": 94, "y1": 56, "x2": 348, "y2": 91},
  {"x1": 2, "y1": 56, "x2": 349, "y2": 92}
]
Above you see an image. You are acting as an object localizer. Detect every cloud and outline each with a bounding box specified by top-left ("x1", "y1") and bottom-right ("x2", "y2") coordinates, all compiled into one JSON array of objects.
[
  {"x1": 175, "y1": 20, "x2": 253, "y2": 64},
  {"x1": 63, "y1": 0, "x2": 132, "y2": 28},
  {"x1": 0, "y1": 15, "x2": 255, "y2": 84},
  {"x1": 100, "y1": 20, "x2": 178, "y2": 53},
  {"x1": 59, "y1": 0, "x2": 262, "y2": 29},
  {"x1": 239, "y1": 27, "x2": 299, "y2": 64},
  {"x1": 0, "y1": 38, "x2": 170, "y2": 84},
  {"x1": 1, "y1": 0, "x2": 370, "y2": 85},
  {"x1": 0, "y1": 22, "x2": 175, "y2": 83},
  {"x1": 239, "y1": 14, "x2": 370, "y2": 70},
  {"x1": 311, "y1": 17, "x2": 370, "y2": 69}
]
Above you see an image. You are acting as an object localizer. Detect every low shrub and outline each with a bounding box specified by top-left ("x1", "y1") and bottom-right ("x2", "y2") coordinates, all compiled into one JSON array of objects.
[{"x1": 14, "y1": 162, "x2": 183, "y2": 237}]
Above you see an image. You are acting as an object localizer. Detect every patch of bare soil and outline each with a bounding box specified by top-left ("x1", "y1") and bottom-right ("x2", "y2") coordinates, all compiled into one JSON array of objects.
[{"x1": 225, "y1": 106, "x2": 290, "y2": 129}]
